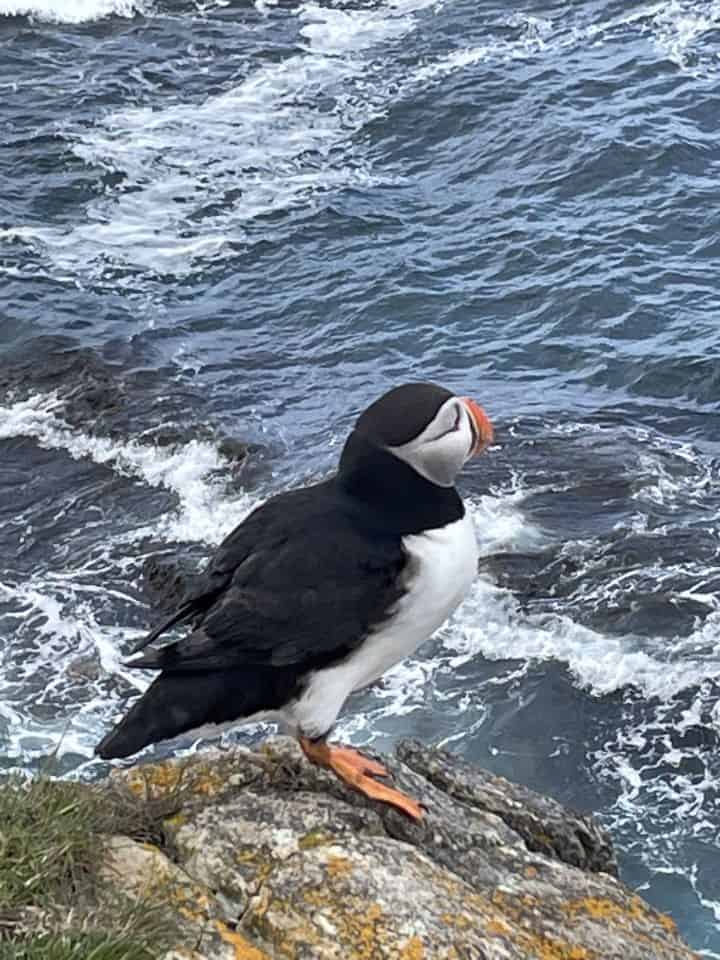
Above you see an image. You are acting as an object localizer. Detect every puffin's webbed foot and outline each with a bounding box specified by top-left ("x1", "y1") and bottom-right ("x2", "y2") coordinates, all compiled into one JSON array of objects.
[{"x1": 298, "y1": 736, "x2": 423, "y2": 821}]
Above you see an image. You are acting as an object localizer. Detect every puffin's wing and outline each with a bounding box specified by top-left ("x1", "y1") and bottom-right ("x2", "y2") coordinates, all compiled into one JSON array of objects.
[
  {"x1": 97, "y1": 522, "x2": 406, "y2": 760},
  {"x1": 128, "y1": 490, "x2": 408, "y2": 673},
  {"x1": 127, "y1": 490, "x2": 311, "y2": 656}
]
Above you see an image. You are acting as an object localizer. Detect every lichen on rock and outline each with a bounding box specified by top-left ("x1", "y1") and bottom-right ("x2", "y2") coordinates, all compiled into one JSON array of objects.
[{"x1": 97, "y1": 736, "x2": 698, "y2": 960}]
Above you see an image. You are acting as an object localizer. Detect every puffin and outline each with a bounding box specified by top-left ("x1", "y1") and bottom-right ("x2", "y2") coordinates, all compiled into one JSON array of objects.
[{"x1": 96, "y1": 382, "x2": 494, "y2": 819}]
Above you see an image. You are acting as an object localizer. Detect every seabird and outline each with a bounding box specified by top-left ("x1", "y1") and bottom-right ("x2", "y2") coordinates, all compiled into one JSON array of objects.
[{"x1": 96, "y1": 382, "x2": 494, "y2": 819}]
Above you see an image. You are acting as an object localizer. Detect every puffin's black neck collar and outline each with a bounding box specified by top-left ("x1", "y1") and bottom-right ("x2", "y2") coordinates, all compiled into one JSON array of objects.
[{"x1": 337, "y1": 430, "x2": 464, "y2": 536}]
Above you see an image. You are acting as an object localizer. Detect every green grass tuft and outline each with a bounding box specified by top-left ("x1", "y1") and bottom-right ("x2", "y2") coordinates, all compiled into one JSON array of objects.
[
  {"x1": 0, "y1": 774, "x2": 183, "y2": 959},
  {"x1": 0, "y1": 931, "x2": 156, "y2": 960},
  {"x1": 0, "y1": 779, "x2": 102, "y2": 912}
]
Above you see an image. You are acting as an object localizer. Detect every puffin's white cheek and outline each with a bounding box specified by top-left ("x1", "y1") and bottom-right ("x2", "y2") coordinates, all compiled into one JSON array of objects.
[
  {"x1": 417, "y1": 453, "x2": 455, "y2": 487},
  {"x1": 416, "y1": 432, "x2": 467, "y2": 487}
]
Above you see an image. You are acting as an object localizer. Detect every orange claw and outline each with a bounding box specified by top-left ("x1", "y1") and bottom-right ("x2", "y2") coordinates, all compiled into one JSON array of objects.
[{"x1": 299, "y1": 737, "x2": 423, "y2": 821}]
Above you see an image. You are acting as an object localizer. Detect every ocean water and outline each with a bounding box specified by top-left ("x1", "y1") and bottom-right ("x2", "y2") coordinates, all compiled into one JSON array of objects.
[{"x1": 1, "y1": 0, "x2": 719, "y2": 952}]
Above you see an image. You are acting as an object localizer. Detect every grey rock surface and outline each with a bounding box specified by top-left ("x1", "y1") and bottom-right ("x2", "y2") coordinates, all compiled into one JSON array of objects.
[{"x1": 105, "y1": 735, "x2": 698, "y2": 960}]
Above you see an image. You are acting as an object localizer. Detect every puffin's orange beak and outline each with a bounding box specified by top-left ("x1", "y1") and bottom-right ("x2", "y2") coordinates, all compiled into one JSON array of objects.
[{"x1": 461, "y1": 398, "x2": 494, "y2": 456}]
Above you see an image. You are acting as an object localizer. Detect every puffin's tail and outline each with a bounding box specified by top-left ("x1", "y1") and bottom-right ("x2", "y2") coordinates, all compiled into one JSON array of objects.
[{"x1": 95, "y1": 671, "x2": 249, "y2": 760}]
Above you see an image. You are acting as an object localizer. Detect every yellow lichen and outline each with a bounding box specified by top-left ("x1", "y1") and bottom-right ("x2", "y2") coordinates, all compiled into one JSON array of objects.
[
  {"x1": 120, "y1": 759, "x2": 225, "y2": 801},
  {"x1": 298, "y1": 830, "x2": 334, "y2": 850},
  {"x1": 216, "y1": 920, "x2": 272, "y2": 959},
  {"x1": 568, "y1": 897, "x2": 627, "y2": 923},
  {"x1": 564, "y1": 894, "x2": 680, "y2": 947},
  {"x1": 510, "y1": 932, "x2": 590, "y2": 960},
  {"x1": 170, "y1": 881, "x2": 214, "y2": 927},
  {"x1": 297, "y1": 888, "x2": 389, "y2": 959},
  {"x1": 485, "y1": 889, "x2": 597, "y2": 959},
  {"x1": 164, "y1": 812, "x2": 187, "y2": 829},
  {"x1": 440, "y1": 912, "x2": 473, "y2": 930},
  {"x1": 248, "y1": 883, "x2": 273, "y2": 921},
  {"x1": 399, "y1": 935, "x2": 425, "y2": 959},
  {"x1": 235, "y1": 849, "x2": 262, "y2": 864},
  {"x1": 248, "y1": 893, "x2": 323, "y2": 956},
  {"x1": 326, "y1": 855, "x2": 353, "y2": 878}
]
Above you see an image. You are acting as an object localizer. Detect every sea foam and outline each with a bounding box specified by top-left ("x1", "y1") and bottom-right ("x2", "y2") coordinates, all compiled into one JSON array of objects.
[{"x1": 0, "y1": 0, "x2": 146, "y2": 22}]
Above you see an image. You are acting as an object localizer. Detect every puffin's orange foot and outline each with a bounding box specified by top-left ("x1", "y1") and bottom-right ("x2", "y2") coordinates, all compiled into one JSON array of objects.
[
  {"x1": 298, "y1": 737, "x2": 423, "y2": 821},
  {"x1": 321, "y1": 744, "x2": 389, "y2": 779}
]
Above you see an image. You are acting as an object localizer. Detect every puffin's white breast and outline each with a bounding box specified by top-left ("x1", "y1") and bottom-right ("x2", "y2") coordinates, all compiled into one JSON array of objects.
[{"x1": 291, "y1": 508, "x2": 478, "y2": 738}]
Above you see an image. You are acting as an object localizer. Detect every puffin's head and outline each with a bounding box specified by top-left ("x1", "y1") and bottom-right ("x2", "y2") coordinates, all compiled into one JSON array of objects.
[{"x1": 351, "y1": 382, "x2": 494, "y2": 488}]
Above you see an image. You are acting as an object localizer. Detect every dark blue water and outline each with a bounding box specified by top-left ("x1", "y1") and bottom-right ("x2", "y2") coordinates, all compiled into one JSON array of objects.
[{"x1": 1, "y1": 0, "x2": 719, "y2": 952}]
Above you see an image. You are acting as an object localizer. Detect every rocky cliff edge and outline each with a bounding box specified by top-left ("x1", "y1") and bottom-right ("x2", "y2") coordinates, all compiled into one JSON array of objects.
[{"x1": 95, "y1": 735, "x2": 696, "y2": 960}]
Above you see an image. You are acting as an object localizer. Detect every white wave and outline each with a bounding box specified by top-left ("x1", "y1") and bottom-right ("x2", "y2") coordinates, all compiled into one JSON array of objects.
[
  {"x1": 0, "y1": 0, "x2": 147, "y2": 22},
  {"x1": 19, "y1": 0, "x2": 440, "y2": 277},
  {"x1": 408, "y1": 0, "x2": 720, "y2": 89},
  {"x1": 411, "y1": 45, "x2": 491, "y2": 83},
  {"x1": 650, "y1": 0, "x2": 720, "y2": 71},
  {"x1": 442, "y1": 491, "x2": 720, "y2": 700},
  {"x1": 452, "y1": 575, "x2": 719, "y2": 700},
  {"x1": 572, "y1": 0, "x2": 720, "y2": 75},
  {"x1": 299, "y1": 1, "x2": 416, "y2": 54},
  {"x1": 46, "y1": 49, "x2": 386, "y2": 275},
  {"x1": 589, "y1": 679, "x2": 720, "y2": 952},
  {"x1": 409, "y1": 11, "x2": 553, "y2": 83},
  {"x1": 298, "y1": 0, "x2": 444, "y2": 57},
  {"x1": 0, "y1": 579, "x2": 143, "y2": 685},
  {"x1": 470, "y1": 485, "x2": 550, "y2": 554},
  {"x1": 554, "y1": 418, "x2": 717, "y2": 513},
  {"x1": 5, "y1": 0, "x2": 452, "y2": 277},
  {"x1": 636, "y1": 450, "x2": 716, "y2": 512},
  {"x1": 0, "y1": 392, "x2": 255, "y2": 544},
  {"x1": 578, "y1": 1, "x2": 666, "y2": 40},
  {"x1": 0, "y1": 576, "x2": 149, "y2": 766},
  {"x1": 337, "y1": 659, "x2": 434, "y2": 746},
  {"x1": 503, "y1": 12, "x2": 553, "y2": 41}
]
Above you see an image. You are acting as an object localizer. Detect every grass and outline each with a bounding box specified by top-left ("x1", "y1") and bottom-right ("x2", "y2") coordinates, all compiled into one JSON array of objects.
[
  {"x1": 0, "y1": 773, "x2": 184, "y2": 960},
  {"x1": 0, "y1": 932, "x2": 157, "y2": 960}
]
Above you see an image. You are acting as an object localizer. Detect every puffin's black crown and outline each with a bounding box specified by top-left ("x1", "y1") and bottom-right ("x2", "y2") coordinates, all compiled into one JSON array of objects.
[{"x1": 354, "y1": 382, "x2": 454, "y2": 448}]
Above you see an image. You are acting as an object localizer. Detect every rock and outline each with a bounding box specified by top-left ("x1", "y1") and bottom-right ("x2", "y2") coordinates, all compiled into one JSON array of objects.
[
  {"x1": 0, "y1": 334, "x2": 128, "y2": 433},
  {"x1": 142, "y1": 555, "x2": 201, "y2": 616},
  {"x1": 0, "y1": 336, "x2": 268, "y2": 483},
  {"x1": 396, "y1": 739, "x2": 615, "y2": 874},
  {"x1": 99, "y1": 835, "x2": 262, "y2": 960},
  {"x1": 102, "y1": 736, "x2": 698, "y2": 960},
  {"x1": 217, "y1": 437, "x2": 252, "y2": 464},
  {"x1": 217, "y1": 436, "x2": 273, "y2": 490},
  {"x1": 66, "y1": 652, "x2": 102, "y2": 682}
]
